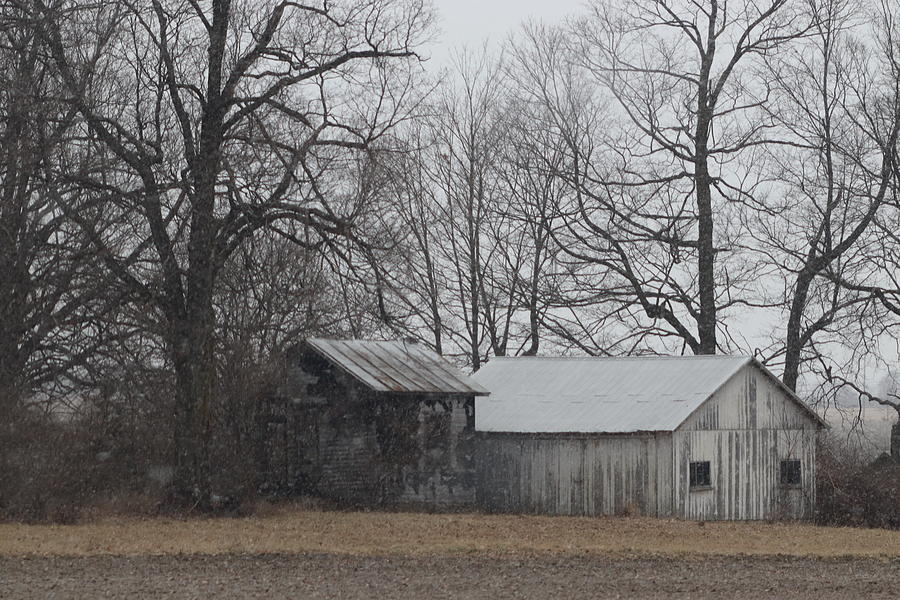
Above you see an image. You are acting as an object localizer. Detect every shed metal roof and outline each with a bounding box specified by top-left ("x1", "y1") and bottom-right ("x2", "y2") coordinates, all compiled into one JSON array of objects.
[
  {"x1": 305, "y1": 338, "x2": 489, "y2": 396},
  {"x1": 472, "y1": 355, "x2": 822, "y2": 433}
]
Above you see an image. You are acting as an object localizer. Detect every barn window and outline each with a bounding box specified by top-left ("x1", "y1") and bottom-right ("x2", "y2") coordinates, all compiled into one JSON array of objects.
[
  {"x1": 780, "y1": 459, "x2": 802, "y2": 486},
  {"x1": 463, "y1": 398, "x2": 475, "y2": 431},
  {"x1": 689, "y1": 461, "x2": 711, "y2": 489}
]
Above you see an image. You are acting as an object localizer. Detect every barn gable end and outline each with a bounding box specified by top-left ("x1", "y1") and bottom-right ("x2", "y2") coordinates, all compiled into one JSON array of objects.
[
  {"x1": 673, "y1": 361, "x2": 821, "y2": 520},
  {"x1": 680, "y1": 360, "x2": 824, "y2": 432}
]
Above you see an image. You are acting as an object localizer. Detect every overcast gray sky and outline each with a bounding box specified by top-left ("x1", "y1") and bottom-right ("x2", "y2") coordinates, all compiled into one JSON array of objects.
[{"x1": 425, "y1": 0, "x2": 586, "y2": 66}]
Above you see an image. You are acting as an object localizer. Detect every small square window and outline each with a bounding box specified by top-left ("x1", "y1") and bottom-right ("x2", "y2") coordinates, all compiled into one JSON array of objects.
[
  {"x1": 780, "y1": 459, "x2": 802, "y2": 486},
  {"x1": 689, "y1": 461, "x2": 711, "y2": 488}
]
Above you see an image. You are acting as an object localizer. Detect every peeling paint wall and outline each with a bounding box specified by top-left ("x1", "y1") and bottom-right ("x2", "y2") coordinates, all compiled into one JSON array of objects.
[
  {"x1": 396, "y1": 397, "x2": 476, "y2": 506},
  {"x1": 681, "y1": 363, "x2": 818, "y2": 432},
  {"x1": 672, "y1": 428, "x2": 816, "y2": 520},
  {"x1": 674, "y1": 364, "x2": 818, "y2": 520},
  {"x1": 476, "y1": 433, "x2": 673, "y2": 517},
  {"x1": 475, "y1": 363, "x2": 820, "y2": 520},
  {"x1": 261, "y1": 350, "x2": 476, "y2": 507}
]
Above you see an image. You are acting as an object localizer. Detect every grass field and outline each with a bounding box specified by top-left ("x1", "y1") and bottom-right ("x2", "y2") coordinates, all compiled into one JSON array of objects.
[{"x1": 2, "y1": 506, "x2": 900, "y2": 558}]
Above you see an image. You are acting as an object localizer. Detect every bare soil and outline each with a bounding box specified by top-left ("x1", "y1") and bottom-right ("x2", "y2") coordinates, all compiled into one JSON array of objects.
[
  {"x1": 2, "y1": 553, "x2": 899, "y2": 599},
  {"x1": 2, "y1": 510, "x2": 900, "y2": 598}
]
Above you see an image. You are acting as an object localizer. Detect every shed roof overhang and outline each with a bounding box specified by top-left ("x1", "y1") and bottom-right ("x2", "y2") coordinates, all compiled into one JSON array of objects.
[{"x1": 302, "y1": 338, "x2": 490, "y2": 397}]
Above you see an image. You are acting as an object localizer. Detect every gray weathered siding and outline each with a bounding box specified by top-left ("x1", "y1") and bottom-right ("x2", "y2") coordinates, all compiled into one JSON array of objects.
[
  {"x1": 475, "y1": 363, "x2": 820, "y2": 521},
  {"x1": 314, "y1": 404, "x2": 382, "y2": 501},
  {"x1": 397, "y1": 397, "x2": 476, "y2": 506},
  {"x1": 674, "y1": 364, "x2": 818, "y2": 520},
  {"x1": 672, "y1": 428, "x2": 816, "y2": 520},
  {"x1": 310, "y1": 395, "x2": 476, "y2": 506},
  {"x1": 476, "y1": 433, "x2": 674, "y2": 517},
  {"x1": 269, "y1": 351, "x2": 477, "y2": 507},
  {"x1": 681, "y1": 363, "x2": 818, "y2": 432}
]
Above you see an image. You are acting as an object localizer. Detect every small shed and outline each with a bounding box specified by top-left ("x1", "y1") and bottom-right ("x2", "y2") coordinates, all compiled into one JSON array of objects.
[
  {"x1": 472, "y1": 355, "x2": 826, "y2": 520},
  {"x1": 260, "y1": 338, "x2": 489, "y2": 507}
]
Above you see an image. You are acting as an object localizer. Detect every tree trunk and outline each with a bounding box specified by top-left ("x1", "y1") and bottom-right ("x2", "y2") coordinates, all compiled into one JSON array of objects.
[
  {"x1": 782, "y1": 270, "x2": 814, "y2": 392},
  {"x1": 891, "y1": 420, "x2": 900, "y2": 460},
  {"x1": 167, "y1": 0, "x2": 229, "y2": 509},
  {"x1": 170, "y1": 316, "x2": 216, "y2": 509},
  {"x1": 694, "y1": 110, "x2": 717, "y2": 355}
]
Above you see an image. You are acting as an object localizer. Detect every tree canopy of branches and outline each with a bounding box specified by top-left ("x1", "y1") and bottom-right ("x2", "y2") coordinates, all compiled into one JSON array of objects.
[
  {"x1": 24, "y1": 0, "x2": 432, "y2": 507},
  {"x1": 753, "y1": 0, "x2": 900, "y2": 391},
  {"x1": 561, "y1": 0, "x2": 814, "y2": 355}
]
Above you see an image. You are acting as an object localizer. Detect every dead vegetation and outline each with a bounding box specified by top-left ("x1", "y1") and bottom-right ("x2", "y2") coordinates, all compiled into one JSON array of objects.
[{"x1": 2, "y1": 507, "x2": 900, "y2": 559}]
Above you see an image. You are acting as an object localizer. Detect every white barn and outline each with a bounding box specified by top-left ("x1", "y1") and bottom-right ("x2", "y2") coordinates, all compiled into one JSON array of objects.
[{"x1": 472, "y1": 355, "x2": 826, "y2": 521}]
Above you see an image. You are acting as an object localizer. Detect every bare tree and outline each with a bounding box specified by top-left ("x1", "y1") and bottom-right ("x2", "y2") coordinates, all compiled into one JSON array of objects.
[
  {"x1": 0, "y1": 3, "x2": 112, "y2": 413},
  {"x1": 370, "y1": 122, "x2": 450, "y2": 352},
  {"x1": 494, "y1": 25, "x2": 580, "y2": 356},
  {"x1": 568, "y1": 0, "x2": 813, "y2": 354},
  {"x1": 430, "y1": 48, "x2": 509, "y2": 368},
  {"x1": 29, "y1": 0, "x2": 432, "y2": 507},
  {"x1": 752, "y1": 0, "x2": 900, "y2": 391}
]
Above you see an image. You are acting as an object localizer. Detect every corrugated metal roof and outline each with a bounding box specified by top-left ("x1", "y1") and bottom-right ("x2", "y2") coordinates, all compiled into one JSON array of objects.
[
  {"x1": 473, "y1": 355, "x2": 753, "y2": 433},
  {"x1": 305, "y1": 338, "x2": 489, "y2": 396}
]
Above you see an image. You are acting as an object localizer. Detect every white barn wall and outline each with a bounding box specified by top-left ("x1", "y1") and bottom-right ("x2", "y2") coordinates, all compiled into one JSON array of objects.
[
  {"x1": 474, "y1": 358, "x2": 822, "y2": 521},
  {"x1": 682, "y1": 363, "x2": 818, "y2": 431},
  {"x1": 674, "y1": 364, "x2": 818, "y2": 520},
  {"x1": 476, "y1": 433, "x2": 674, "y2": 517},
  {"x1": 672, "y1": 429, "x2": 816, "y2": 519}
]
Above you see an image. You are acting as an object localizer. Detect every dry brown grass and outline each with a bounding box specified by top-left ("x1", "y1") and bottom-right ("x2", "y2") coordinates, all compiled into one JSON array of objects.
[{"x1": 2, "y1": 507, "x2": 899, "y2": 558}]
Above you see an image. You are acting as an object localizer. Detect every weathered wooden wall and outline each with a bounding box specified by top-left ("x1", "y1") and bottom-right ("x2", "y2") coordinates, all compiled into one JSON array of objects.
[
  {"x1": 396, "y1": 397, "x2": 476, "y2": 506},
  {"x1": 675, "y1": 364, "x2": 818, "y2": 520},
  {"x1": 475, "y1": 363, "x2": 820, "y2": 521},
  {"x1": 310, "y1": 395, "x2": 477, "y2": 506},
  {"x1": 672, "y1": 429, "x2": 816, "y2": 520},
  {"x1": 312, "y1": 396, "x2": 383, "y2": 502},
  {"x1": 262, "y1": 351, "x2": 476, "y2": 507},
  {"x1": 476, "y1": 433, "x2": 673, "y2": 517},
  {"x1": 258, "y1": 363, "x2": 383, "y2": 500},
  {"x1": 681, "y1": 363, "x2": 818, "y2": 432}
]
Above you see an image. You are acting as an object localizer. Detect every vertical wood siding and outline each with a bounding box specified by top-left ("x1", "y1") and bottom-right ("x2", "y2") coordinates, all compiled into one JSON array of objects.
[
  {"x1": 672, "y1": 428, "x2": 816, "y2": 520},
  {"x1": 476, "y1": 363, "x2": 820, "y2": 521},
  {"x1": 681, "y1": 363, "x2": 817, "y2": 432},
  {"x1": 674, "y1": 365, "x2": 818, "y2": 520},
  {"x1": 273, "y1": 355, "x2": 477, "y2": 507},
  {"x1": 476, "y1": 433, "x2": 674, "y2": 517}
]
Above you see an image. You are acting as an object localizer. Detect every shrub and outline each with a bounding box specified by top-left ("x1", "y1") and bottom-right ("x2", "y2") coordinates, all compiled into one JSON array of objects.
[{"x1": 816, "y1": 432, "x2": 900, "y2": 528}]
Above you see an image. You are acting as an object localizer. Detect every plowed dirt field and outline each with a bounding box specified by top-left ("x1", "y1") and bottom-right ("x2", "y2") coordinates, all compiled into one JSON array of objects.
[{"x1": 2, "y1": 509, "x2": 899, "y2": 598}]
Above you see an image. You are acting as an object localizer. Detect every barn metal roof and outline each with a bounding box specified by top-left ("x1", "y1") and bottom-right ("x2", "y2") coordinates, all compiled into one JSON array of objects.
[
  {"x1": 472, "y1": 355, "x2": 821, "y2": 433},
  {"x1": 305, "y1": 338, "x2": 489, "y2": 396}
]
